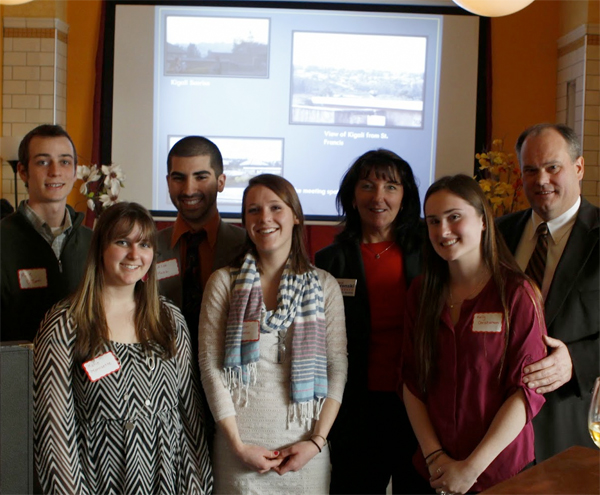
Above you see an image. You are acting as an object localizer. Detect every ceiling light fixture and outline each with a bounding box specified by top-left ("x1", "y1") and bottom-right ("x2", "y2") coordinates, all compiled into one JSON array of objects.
[
  {"x1": 0, "y1": 0, "x2": 34, "y2": 5},
  {"x1": 452, "y1": 0, "x2": 535, "y2": 17}
]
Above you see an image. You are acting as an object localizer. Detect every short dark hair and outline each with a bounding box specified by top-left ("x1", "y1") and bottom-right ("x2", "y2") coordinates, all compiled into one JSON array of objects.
[
  {"x1": 18, "y1": 124, "x2": 77, "y2": 171},
  {"x1": 336, "y1": 148, "x2": 422, "y2": 252},
  {"x1": 516, "y1": 123, "x2": 582, "y2": 163},
  {"x1": 167, "y1": 136, "x2": 223, "y2": 175}
]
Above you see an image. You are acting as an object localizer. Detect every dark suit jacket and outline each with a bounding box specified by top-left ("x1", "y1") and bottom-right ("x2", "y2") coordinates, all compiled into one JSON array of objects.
[
  {"x1": 156, "y1": 218, "x2": 246, "y2": 309},
  {"x1": 497, "y1": 198, "x2": 599, "y2": 460},
  {"x1": 315, "y1": 237, "x2": 422, "y2": 437}
]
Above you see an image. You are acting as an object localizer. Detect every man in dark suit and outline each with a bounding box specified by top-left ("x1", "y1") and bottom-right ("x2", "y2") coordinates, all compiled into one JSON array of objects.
[
  {"x1": 497, "y1": 123, "x2": 598, "y2": 461},
  {"x1": 156, "y1": 136, "x2": 245, "y2": 356}
]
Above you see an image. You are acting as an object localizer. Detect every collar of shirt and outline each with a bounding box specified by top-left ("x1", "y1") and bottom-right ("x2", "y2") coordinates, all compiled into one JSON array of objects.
[
  {"x1": 20, "y1": 201, "x2": 72, "y2": 245},
  {"x1": 528, "y1": 196, "x2": 581, "y2": 245},
  {"x1": 170, "y1": 209, "x2": 221, "y2": 250}
]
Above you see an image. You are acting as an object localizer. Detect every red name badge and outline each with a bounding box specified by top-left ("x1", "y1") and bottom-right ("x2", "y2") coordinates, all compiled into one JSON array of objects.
[{"x1": 82, "y1": 351, "x2": 121, "y2": 382}]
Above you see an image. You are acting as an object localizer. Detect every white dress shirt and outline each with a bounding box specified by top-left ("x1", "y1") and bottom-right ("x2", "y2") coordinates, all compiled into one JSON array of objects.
[{"x1": 514, "y1": 197, "x2": 581, "y2": 300}]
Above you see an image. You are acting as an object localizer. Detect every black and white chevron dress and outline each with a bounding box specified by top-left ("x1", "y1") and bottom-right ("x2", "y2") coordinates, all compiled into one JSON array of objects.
[{"x1": 34, "y1": 300, "x2": 213, "y2": 495}]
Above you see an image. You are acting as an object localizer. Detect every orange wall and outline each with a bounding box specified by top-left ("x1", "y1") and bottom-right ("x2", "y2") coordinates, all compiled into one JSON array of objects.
[
  {"x1": 490, "y1": 0, "x2": 561, "y2": 150},
  {"x1": 66, "y1": 0, "x2": 103, "y2": 212}
]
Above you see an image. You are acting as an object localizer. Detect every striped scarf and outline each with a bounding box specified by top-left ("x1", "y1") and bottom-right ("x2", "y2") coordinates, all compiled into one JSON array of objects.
[{"x1": 223, "y1": 252, "x2": 328, "y2": 426}]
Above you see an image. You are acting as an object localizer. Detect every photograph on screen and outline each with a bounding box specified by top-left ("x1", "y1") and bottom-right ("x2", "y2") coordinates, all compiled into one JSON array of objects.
[
  {"x1": 168, "y1": 135, "x2": 284, "y2": 208},
  {"x1": 164, "y1": 15, "x2": 270, "y2": 77},
  {"x1": 290, "y1": 32, "x2": 426, "y2": 129},
  {"x1": 147, "y1": 5, "x2": 445, "y2": 217}
]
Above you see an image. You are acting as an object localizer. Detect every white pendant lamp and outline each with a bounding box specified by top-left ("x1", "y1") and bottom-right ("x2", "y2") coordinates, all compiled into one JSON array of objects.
[
  {"x1": 0, "y1": 0, "x2": 34, "y2": 5},
  {"x1": 452, "y1": 0, "x2": 535, "y2": 17}
]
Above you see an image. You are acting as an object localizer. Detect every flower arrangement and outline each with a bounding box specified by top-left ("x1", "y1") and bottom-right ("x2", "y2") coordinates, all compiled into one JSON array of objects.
[
  {"x1": 476, "y1": 139, "x2": 528, "y2": 217},
  {"x1": 76, "y1": 164, "x2": 125, "y2": 213}
]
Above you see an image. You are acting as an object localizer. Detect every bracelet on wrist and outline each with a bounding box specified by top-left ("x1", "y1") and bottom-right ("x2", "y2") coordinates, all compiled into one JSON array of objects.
[
  {"x1": 424, "y1": 448, "x2": 444, "y2": 461},
  {"x1": 425, "y1": 449, "x2": 445, "y2": 466},
  {"x1": 311, "y1": 434, "x2": 327, "y2": 444},
  {"x1": 308, "y1": 437, "x2": 322, "y2": 453}
]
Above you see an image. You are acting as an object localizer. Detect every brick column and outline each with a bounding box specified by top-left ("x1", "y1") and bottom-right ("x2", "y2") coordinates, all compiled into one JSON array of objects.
[
  {"x1": 556, "y1": 24, "x2": 600, "y2": 207},
  {"x1": 2, "y1": 17, "x2": 68, "y2": 205}
]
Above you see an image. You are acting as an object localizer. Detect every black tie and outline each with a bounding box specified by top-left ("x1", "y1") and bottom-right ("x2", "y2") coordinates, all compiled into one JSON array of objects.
[
  {"x1": 182, "y1": 230, "x2": 206, "y2": 357},
  {"x1": 525, "y1": 222, "x2": 549, "y2": 290}
]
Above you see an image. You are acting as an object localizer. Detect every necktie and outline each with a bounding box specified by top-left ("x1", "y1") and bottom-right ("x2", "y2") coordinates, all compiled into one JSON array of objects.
[
  {"x1": 182, "y1": 230, "x2": 206, "y2": 356},
  {"x1": 525, "y1": 222, "x2": 549, "y2": 290}
]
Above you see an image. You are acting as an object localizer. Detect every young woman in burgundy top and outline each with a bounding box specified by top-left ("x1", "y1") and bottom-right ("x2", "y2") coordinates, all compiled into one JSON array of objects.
[
  {"x1": 316, "y1": 149, "x2": 426, "y2": 494},
  {"x1": 403, "y1": 175, "x2": 546, "y2": 493}
]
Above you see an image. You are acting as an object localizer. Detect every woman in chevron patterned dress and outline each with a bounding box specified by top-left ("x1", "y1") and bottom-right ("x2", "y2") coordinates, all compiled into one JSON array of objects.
[
  {"x1": 34, "y1": 202, "x2": 213, "y2": 494},
  {"x1": 198, "y1": 174, "x2": 348, "y2": 494}
]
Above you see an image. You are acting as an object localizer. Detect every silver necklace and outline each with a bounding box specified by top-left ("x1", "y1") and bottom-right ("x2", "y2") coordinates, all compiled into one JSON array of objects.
[{"x1": 363, "y1": 241, "x2": 394, "y2": 259}]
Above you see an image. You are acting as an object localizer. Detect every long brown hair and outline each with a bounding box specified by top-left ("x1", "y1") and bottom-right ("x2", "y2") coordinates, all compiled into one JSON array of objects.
[
  {"x1": 233, "y1": 174, "x2": 311, "y2": 273},
  {"x1": 414, "y1": 175, "x2": 543, "y2": 391},
  {"x1": 70, "y1": 202, "x2": 175, "y2": 363}
]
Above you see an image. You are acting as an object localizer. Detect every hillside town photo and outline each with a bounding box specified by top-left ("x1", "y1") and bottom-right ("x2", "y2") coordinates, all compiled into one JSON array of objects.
[{"x1": 290, "y1": 31, "x2": 428, "y2": 129}]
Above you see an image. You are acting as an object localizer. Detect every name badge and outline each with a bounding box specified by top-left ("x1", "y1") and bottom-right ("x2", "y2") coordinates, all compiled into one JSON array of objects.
[
  {"x1": 336, "y1": 278, "x2": 357, "y2": 297},
  {"x1": 18, "y1": 268, "x2": 48, "y2": 289},
  {"x1": 472, "y1": 313, "x2": 503, "y2": 333},
  {"x1": 157, "y1": 258, "x2": 180, "y2": 281},
  {"x1": 242, "y1": 320, "x2": 260, "y2": 342},
  {"x1": 82, "y1": 351, "x2": 121, "y2": 382}
]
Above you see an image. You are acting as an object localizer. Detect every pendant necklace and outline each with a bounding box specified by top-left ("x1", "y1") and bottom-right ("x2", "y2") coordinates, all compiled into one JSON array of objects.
[{"x1": 363, "y1": 241, "x2": 394, "y2": 259}]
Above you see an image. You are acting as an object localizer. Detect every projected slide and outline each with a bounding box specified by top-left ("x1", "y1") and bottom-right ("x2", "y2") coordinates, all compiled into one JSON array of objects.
[
  {"x1": 291, "y1": 32, "x2": 426, "y2": 129},
  {"x1": 164, "y1": 16, "x2": 270, "y2": 78},
  {"x1": 153, "y1": 6, "x2": 442, "y2": 217}
]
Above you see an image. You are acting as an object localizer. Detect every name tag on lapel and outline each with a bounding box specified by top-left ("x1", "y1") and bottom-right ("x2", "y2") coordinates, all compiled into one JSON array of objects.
[
  {"x1": 336, "y1": 278, "x2": 357, "y2": 297},
  {"x1": 157, "y1": 258, "x2": 180, "y2": 280},
  {"x1": 18, "y1": 268, "x2": 48, "y2": 289}
]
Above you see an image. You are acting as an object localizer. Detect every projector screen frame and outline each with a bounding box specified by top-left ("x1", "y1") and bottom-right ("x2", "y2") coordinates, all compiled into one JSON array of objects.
[{"x1": 99, "y1": 0, "x2": 489, "y2": 222}]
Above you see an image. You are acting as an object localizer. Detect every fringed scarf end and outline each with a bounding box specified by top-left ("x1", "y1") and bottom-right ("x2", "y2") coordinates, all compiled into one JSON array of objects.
[
  {"x1": 286, "y1": 397, "x2": 325, "y2": 429},
  {"x1": 223, "y1": 363, "x2": 257, "y2": 407}
]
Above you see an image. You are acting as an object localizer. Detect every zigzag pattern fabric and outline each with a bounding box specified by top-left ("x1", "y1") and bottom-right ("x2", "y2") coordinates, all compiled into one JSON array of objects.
[
  {"x1": 525, "y1": 222, "x2": 549, "y2": 290},
  {"x1": 34, "y1": 299, "x2": 213, "y2": 495},
  {"x1": 224, "y1": 253, "x2": 328, "y2": 413}
]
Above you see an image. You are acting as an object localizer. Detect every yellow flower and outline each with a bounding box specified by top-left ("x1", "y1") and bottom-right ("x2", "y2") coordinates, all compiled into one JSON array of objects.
[
  {"x1": 479, "y1": 179, "x2": 492, "y2": 192},
  {"x1": 477, "y1": 139, "x2": 528, "y2": 217}
]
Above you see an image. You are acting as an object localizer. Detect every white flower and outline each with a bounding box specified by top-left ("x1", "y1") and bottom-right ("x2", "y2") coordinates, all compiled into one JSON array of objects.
[
  {"x1": 99, "y1": 192, "x2": 119, "y2": 208},
  {"x1": 77, "y1": 164, "x2": 101, "y2": 182},
  {"x1": 87, "y1": 198, "x2": 96, "y2": 211},
  {"x1": 76, "y1": 165, "x2": 90, "y2": 181},
  {"x1": 101, "y1": 164, "x2": 125, "y2": 188},
  {"x1": 77, "y1": 165, "x2": 101, "y2": 194},
  {"x1": 106, "y1": 177, "x2": 122, "y2": 197}
]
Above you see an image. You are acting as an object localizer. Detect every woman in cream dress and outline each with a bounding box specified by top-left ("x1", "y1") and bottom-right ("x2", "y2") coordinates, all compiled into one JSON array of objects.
[{"x1": 199, "y1": 174, "x2": 347, "y2": 494}]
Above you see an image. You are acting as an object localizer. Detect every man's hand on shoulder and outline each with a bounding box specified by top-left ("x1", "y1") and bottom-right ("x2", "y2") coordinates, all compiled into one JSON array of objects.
[{"x1": 523, "y1": 335, "x2": 573, "y2": 394}]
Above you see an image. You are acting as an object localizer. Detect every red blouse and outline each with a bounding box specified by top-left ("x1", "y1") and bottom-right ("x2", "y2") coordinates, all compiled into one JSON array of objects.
[
  {"x1": 361, "y1": 242, "x2": 406, "y2": 392},
  {"x1": 403, "y1": 274, "x2": 547, "y2": 492}
]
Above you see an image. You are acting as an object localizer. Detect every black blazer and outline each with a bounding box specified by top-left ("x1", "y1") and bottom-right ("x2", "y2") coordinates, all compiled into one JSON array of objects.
[{"x1": 497, "y1": 197, "x2": 599, "y2": 460}]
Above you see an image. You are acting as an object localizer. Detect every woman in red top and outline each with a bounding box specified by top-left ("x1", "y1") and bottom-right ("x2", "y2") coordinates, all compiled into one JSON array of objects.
[
  {"x1": 316, "y1": 149, "x2": 426, "y2": 494},
  {"x1": 403, "y1": 175, "x2": 546, "y2": 493}
]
